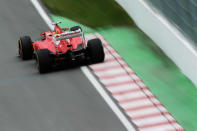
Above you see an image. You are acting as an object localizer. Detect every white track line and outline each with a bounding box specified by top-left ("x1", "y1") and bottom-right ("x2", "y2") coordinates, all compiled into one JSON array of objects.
[
  {"x1": 30, "y1": 0, "x2": 136, "y2": 130},
  {"x1": 31, "y1": 0, "x2": 53, "y2": 29}
]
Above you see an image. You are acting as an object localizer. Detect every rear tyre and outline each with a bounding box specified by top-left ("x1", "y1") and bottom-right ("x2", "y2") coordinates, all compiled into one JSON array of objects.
[
  {"x1": 18, "y1": 36, "x2": 33, "y2": 60},
  {"x1": 35, "y1": 49, "x2": 53, "y2": 73},
  {"x1": 87, "y1": 38, "x2": 105, "y2": 63},
  {"x1": 70, "y1": 26, "x2": 82, "y2": 31}
]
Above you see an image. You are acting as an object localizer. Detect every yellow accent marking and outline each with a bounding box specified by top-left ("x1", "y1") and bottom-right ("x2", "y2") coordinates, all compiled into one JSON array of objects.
[
  {"x1": 35, "y1": 52, "x2": 40, "y2": 72},
  {"x1": 19, "y1": 40, "x2": 23, "y2": 57}
]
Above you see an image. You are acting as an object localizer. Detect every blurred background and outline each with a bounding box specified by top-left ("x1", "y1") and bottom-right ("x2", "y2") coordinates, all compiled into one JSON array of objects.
[
  {"x1": 147, "y1": 0, "x2": 197, "y2": 48},
  {"x1": 42, "y1": 0, "x2": 135, "y2": 28}
]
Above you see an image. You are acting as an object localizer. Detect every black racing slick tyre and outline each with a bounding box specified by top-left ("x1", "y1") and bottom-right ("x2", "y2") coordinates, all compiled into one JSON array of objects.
[
  {"x1": 70, "y1": 26, "x2": 82, "y2": 31},
  {"x1": 18, "y1": 36, "x2": 33, "y2": 60},
  {"x1": 35, "y1": 49, "x2": 53, "y2": 73},
  {"x1": 87, "y1": 38, "x2": 105, "y2": 63}
]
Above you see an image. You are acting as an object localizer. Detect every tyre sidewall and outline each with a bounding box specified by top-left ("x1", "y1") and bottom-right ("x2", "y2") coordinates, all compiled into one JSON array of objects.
[
  {"x1": 35, "y1": 49, "x2": 52, "y2": 73},
  {"x1": 19, "y1": 36, "x2": 33, "y2": 60},
  {"x1": 87, "y1": 38, "x2": 105, "y2": 63}
]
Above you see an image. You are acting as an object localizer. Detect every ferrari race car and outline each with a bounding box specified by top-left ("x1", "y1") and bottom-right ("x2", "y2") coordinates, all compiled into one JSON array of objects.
[{"x1": 18, "y1": 21, "x2": 105, "y2": 73}]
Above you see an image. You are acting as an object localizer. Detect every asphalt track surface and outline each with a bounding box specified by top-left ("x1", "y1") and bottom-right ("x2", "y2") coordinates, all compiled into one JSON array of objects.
[{"x1": 0, "y1": 0, "x2": 127, "y2": 131}]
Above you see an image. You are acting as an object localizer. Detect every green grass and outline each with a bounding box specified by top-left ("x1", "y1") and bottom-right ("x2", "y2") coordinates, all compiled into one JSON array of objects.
[{"x1": 42, "y1": 0, "x2": 135, "y2": 28}]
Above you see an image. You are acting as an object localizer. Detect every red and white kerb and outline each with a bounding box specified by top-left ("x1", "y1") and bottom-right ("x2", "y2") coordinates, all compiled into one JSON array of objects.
[{"x1": 86, "y1": 34, "x2": 184, "y2": 131}]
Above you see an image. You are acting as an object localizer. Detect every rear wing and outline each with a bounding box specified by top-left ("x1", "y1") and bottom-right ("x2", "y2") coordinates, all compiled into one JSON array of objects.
[{"x1": 55, "y1": 29, "x2": 83, "y2": 41}]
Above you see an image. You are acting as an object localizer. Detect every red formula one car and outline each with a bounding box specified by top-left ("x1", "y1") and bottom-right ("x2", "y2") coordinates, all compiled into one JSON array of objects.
[{"x1": 18, "y1": 21, "x2": 105, "y2": 73}]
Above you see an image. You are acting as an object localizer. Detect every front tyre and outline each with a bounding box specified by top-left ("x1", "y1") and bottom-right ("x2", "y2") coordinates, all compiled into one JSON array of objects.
[
  {"x1": 87, "y1": 38, "x2": 105, "y2": 63},
  {"x1": 18, "y1": 36, "x2": 33, "y2": 60},
  {"x1": 35, "y1": 49, "x2": 53, "y2": 73}
]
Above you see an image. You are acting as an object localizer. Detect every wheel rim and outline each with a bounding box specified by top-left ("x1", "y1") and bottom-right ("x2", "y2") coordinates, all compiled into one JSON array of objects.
[{"x1": 35, "y1": 52, "x2": 40, "y2": 72}]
